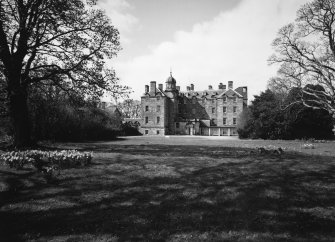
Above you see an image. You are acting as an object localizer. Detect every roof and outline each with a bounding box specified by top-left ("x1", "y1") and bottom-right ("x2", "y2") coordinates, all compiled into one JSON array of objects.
[
  {"x1": 181, "y1": 88, "x2": 244, "y2": 99},
  {"x1": 166, "y1": 72, "x2": 176, "y2": 83}
]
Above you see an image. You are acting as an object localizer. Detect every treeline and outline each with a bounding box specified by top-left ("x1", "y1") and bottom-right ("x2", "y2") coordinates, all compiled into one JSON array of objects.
[
  {"x1": 238, "y1": 85, "x2": 334, "y2": 140},
  {"x1": 0, "y1": 87, "x2": 122, "y2": 143}
]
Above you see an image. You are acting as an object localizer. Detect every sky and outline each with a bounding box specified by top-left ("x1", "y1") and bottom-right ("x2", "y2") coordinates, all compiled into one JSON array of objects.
[{"x1": 97, "y1": 0, "x2": 310, "y2": 102}]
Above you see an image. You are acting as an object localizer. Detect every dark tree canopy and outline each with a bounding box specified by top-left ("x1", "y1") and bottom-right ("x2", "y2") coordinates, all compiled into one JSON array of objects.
[
  {"x1": 269, "y1": 0, "x2": 335, "y2": 114},
  {"x1": 0, "y1": 0, "x2": 129, "y2": 147},
  {"x1": 237, "y1": 88, "x2": 334, "y2": 140}
]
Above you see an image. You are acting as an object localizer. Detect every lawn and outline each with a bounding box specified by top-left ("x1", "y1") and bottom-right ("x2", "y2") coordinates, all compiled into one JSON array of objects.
[{"x1": 1, "y1": 136, "x2": 335, "y2": 241}]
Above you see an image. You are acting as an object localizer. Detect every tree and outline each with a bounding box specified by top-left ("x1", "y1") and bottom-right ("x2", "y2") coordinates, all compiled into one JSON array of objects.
[
  {"x1": 0, "y1": 0, "x2": 129, "y2": 147},
  {"x1": 117, "y1": 99, "x2": 141, "y2": 118},
  {"x1": 238, "y1": 87, "x2": 334, "y2": 140},
  {"x1": 237, "y1": 89, "x2": 286, "y2": 139},
  {"x1": 236, "y1": 107, "x2": 253, "y2": 139},
  {"x1": 269, "y1": 0, "x2": 335, "y2": 115},
  {"x1": 283, "y1": 85, "x2": 334, "y2": 139}
]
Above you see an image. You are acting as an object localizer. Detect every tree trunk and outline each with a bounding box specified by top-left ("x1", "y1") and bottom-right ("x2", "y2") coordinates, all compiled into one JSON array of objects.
[{"x1": 9, "y1": 87, "x2": 33, "y2": 148}]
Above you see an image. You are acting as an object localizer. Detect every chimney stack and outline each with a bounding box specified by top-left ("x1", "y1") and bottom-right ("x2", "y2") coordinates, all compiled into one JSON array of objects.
[
  {"x1": 187, "y1": 86, "x2": 190, "y2": 91},
  {"x1": 223, "y1": 85, "x2": 226, "y2": 91},
  {"x1": 218, "y1": 83, "x2": 224, "y2": 89},
  {"x1": 150, "y1": 81, "x2": 156, "y2": 94},
  {"x1": 158, "y1": 83, "x2": 163, "y2": 90},
  {"x1": 228, "y1": 81, "x2": 233, "y2": 89},
  {"x1": 190, "y1": 84, "x2": 194, "y2": 91},
  {"x1": 208, "y1": 85, "x2": 213, "y2": 90},
  {"x1": 145, "y1": 85, "x2": 149, "y2": 93}
]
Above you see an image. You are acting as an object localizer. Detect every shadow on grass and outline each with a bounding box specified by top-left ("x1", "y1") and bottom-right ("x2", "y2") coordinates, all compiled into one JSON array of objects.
[{"x1": 1, "y1": 144, "x2": 335, "y2": 241}]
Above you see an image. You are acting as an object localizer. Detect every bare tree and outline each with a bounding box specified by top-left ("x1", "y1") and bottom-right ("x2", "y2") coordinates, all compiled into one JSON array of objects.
[
  {"x1": 269, "y1": 0, "x2": 335, "y2": 115},
  {"x1": 0, "y1": 0, "x2": 129, "y2": 147},
  {"x1": 117, "y1": 99, "x2": 141, "y2": 119}
]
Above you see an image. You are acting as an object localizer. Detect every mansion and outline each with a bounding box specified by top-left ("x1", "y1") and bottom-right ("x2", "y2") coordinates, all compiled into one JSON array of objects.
[{"x1": 140, "y1": 73, "x2": 248, "y2": 136}]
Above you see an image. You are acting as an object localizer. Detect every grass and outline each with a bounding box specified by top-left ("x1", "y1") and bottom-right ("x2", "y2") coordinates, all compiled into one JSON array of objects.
[{"x1": 1, "y1": 136, "x2": 335, "y2": 241}]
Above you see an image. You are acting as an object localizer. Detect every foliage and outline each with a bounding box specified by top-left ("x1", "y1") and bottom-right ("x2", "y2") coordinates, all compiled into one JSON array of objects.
[
  {"x1": 237, "y1": 88, "x2": 334, "y2": 140},
  {"x1": 117, "y1": 99, "x2": 141, "y2": 118},
  {"x1": 236, "y1": 108, "x2": 253, "y2": 138},
  {"x1": 29, "y1": 90, "x2": 120, "y2": 141},
  {"x1": 0, "y1": 0, "x2": 130, "y2": 147},
  {"x1": 283, "y1": 85, "x2": 334, "y2": 140},
  {"x1": 237, "y1": 90, "x2": 286, "y2": 139},
  {"x1": 121, "y1": 121, "x2": 142, "y2": 136},
  {"x1": 269, "y1": 0, "x2": 335, "y2": 115}
]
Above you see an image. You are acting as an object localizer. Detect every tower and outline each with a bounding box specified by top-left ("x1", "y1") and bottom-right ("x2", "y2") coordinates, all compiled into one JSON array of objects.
[{"x1": 164, "y1": 72, "x2": 179, "y2": 134}]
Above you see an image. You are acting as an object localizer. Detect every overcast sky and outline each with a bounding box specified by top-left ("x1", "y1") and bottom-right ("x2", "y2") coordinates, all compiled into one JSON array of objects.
[{"x1": 98, "y1": 0, "x2": 310, "y2": 102}]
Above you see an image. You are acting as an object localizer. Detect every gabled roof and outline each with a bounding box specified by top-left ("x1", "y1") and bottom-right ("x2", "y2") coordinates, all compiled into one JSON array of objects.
[
  {"x1": 235, "y1": 86, "x2": 248, "y2": 99},
  {"x1": 217, "y1": 88, "x2": 243, "y2": 98},
  {"x1": 156, "y1": 88, "x2": 166, "y2": 97}
]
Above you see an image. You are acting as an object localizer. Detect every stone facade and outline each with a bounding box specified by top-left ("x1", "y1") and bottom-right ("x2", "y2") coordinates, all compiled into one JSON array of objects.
[{"x1": 140, "y1": 73, "x2": 248, "y2": 136}]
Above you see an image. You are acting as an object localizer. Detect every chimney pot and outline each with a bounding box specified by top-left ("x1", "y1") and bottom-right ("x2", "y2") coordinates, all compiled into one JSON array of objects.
[
  {"x1": 158, "y1": 84, "x2": 163, "y2": 90},
  {"x1": 145, "y1": 85, "x2": 149, "y2": 93},
  {"x1": 190, "y1": 84, "x2": 194, "y2": 91},
  {"x1": 187, "y1": 86, "x2": 190, "y2": 91},
  {"x1": 208, "y1": 85, "x2": 213, "y2": 90},
  {"x1": 176, "y1": 86, "x2": 180, "y2": 91},
  {"x1": 228, "y1": 81, "x2": 233, "y2": 89}
]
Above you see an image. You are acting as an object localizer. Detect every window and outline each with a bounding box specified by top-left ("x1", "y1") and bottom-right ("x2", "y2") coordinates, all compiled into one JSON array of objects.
[
  {"x1": 233, "y1": 118, "x2": 237, "y2": 125},
  {"x1": 145, "y1": 117, "x2": 148, "y2": 124},
  {"x1": 233, "y1": 97, "x2": 237, "y2": 102},
  {"x1": 233, "y1": 106, "x2": 237, "y2": 113},
  {"x1": 192, "y1": 108, "x2": 196, "y2": 114},
  {"x1": 223, "y1": 96, "x2": 227, "y2": 102},
  {"x1": 157, "y1": 105, "x2": 160, "y2": 112},
  {"x1": 223, "y1": 106, "x2": 227, "y2": 113},
  {"x1": 157, "y1": 96, "x2": 160, "y2": 100},
  {"x1": 212, "y1": 107, "x2": 215, "y2": 114},
  {"x1": 156, "y1": 130, "x2": 160, "y2": 135},
  {"x1": 157, "y1": 116, "x2": 160, "y2": 124},
  {"x1": 192, "y1": 99, "x2": 196, "y2": 104},
  {"x1": 101, "y1": 102, "x2": 106, "y2": 109},
  {"x1": 176, "y1": 122, "x2": 180, "y2": 128},
  {"x1": 223, "y1": 118, "x2": 227, "y2": 125},
  {"x1": 212, "y1": 99, "x2": 215, "y2": 104},
  {"x1": 145, "y1": 130, "x2": 148, "y2": 134},
  {"x1": 145, "y1": 106, "x2": 149, "y2": 111}
]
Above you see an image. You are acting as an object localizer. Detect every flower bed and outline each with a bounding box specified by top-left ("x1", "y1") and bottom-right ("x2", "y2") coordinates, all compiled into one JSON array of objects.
[
  {"x1": 0, "y1": 150, "x2": 93, "y2": 170},
  {"x1": 301, "y1": 143, "x2": 315, "y2": 149}
]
